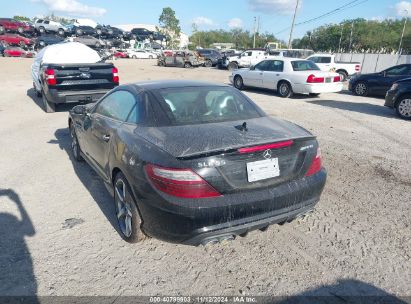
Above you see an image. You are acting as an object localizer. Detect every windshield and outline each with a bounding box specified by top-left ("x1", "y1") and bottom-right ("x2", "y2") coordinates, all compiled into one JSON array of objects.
[
  {"x1": 155, "y1": 86, "x2": 262, "y2": 126},
  {"x1": 291, "y1": 60, "x2": 320, "y2": 71}
]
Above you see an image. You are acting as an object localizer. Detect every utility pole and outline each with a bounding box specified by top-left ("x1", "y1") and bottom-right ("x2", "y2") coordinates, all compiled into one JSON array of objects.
[
  {"x1": 348, "y1": 21, "x2": 354, "y2": 52},
  {"x1": 338, "y1": 24, "x2": 344, "y2": 53},
  {"x1": 288, "y1": 0, "x2": 300, "y2": 49},
  {"x1": 398, "y1": 9, "x2": 408, "y2": 54},
  {"x1": 253, "y1": 17, "x2": 257, "y2": 48}
]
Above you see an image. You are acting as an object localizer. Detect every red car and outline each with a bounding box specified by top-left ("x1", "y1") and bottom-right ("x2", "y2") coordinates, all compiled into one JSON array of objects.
[
  {"x1": 0, "y1": 18, "x2": 34, "y2": 34},
  {"x1": 4, "y1": 47, "x2": 35, "y2": 57},
  {"x1": 114, "y1": 51, "x2": 128, "y2": 58},
  {"x1": 0, "y1": 34, "x2": 33, "y2": 46}
]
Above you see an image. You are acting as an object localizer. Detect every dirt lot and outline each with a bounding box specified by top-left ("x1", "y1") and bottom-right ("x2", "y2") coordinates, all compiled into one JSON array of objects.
[{"x1": 0, "y1": 57, "x2": 410, "y2": 299}]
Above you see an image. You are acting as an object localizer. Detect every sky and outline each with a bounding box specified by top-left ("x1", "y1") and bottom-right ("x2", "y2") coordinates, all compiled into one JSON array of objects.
[{"x1": 1, "y1": 0, "x2": 409, "y2": 40}]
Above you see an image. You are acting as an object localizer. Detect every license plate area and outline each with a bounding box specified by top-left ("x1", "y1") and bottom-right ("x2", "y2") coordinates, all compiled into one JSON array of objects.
[
  {"x1": 246, "y1": 158, "x2": 280, "y2": 182},
  {"x1": 325, "y1": 77, "x2": 332, "y2": 83}
]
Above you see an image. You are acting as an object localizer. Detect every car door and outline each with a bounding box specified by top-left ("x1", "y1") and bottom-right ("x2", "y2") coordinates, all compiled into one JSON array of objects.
[
  {"x1": 263, "y1": 60, "x2": 284, "y2": 89},
  {"x1": 83, "y1": 90, "x2": 138, "y2": 178},
  {"x1": 378, "y1": 65, "x2": 411, "y2": 94},
  {"x1": 244, "y1": 60, "x2": 270, "y2": 87},
  {"x1": 239, "y1": 51, "x2": 252, "y2": 66}
]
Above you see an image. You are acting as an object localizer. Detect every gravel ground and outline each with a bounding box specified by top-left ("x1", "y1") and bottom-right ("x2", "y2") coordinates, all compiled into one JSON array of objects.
[{"x1": 0, "y1": 57, "x2": 410, "y2": 300}]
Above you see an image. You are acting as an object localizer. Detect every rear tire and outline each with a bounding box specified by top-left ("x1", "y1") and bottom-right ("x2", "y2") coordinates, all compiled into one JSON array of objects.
[
  {"x1": 58, "y1": 28, "x2": 65, "y2": 36},
  {"x1": 337, "y1": 70, "x2": 348, "y2": 82},
  {"x1": 309, "y1": 93, "x2": 320, "y2": 97},
  {"x1": 114, "y1": 172, "x2": 147, "y2": 243},
  {"x1": 42, "y1": 93, "x2": 55, "y2": 113},
  {"x1": 76, "y1": 29, "x2": 82, "y2": 36},
  {"x1": 205, "y1": 59, "x2": 212, "y2": 67},
  {"x1": 278, "y1": 81, "x2": 293, "y2": 98},
  {"x1": 353, "y1": 82, "x2": 368, "y2": 96},
  {"x1": 233, "y1": 75, "x2": 244, "y2": 90},
  {"x1": 184, "y1": 62, "x2": 192, "y2": 68},
  {"x1": 39, "y1": 26, "x2": 45, "y2": 34},
  {"x1": 395, "y1": 96, "x2": 411, "y2": 120}
]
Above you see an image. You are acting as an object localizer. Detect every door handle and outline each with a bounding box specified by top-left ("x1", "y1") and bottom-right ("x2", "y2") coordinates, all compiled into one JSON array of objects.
[
  {"x1": 102, "y1": 134, "x2": 110, "y2": 142},
  {"x1": 276, "y1": 74, "x2": 280, "y2": 76},
  {"x1": 259, "y1": 72, "x2": 263, "y2": 75}
]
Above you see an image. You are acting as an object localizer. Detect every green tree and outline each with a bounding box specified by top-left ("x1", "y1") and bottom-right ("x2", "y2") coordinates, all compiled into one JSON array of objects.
[
  {"x1": 13, "y1": 15, "x2": 31, "y2": 22},
  {"x1": 293, "y1": 18, "x2": 411, "y2": 54},
  {"x1": 158, "y1": 7, "x2": 181, "y2": 48},
  {"x1": 189, "y1": 29, "x2": 280, "y2": 49}
]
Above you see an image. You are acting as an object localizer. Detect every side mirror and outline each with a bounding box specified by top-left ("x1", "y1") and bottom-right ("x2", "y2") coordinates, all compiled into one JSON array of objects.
[
  {"x1": 250, "y1": 65, "x2": 255, "y2": 70},
  {"x1": 383, "y1": 71, "x2": 387, "y2": 77},
  {"x1": 72, "y1": 105, "x2": 87, "y2": 115}
]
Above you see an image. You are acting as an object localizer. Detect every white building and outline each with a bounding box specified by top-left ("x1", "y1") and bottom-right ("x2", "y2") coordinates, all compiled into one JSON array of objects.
[{"x1": 116, "y1": 23, "x2": 189, "y2": 48}]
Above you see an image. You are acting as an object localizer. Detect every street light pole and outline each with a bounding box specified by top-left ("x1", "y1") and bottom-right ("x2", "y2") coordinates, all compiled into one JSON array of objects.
[
  {"x1": 253, "y1": 16, "x2": 257, "y2": 48},
  {"x1": 398, "y1": 9, "x2": 408, "y2": 55},
  {"x1": 338, "y1": 24, "x2": 344, "y2": 53},
  {"x1": 288, "y1": 0, "x2": 300, "y2": 49},
  {"x1": 348, "y1": 21, "x2": 354, "y2": 52}
]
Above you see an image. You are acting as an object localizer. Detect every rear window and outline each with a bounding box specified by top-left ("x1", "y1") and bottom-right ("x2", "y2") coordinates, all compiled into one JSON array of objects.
[
  {"x1": 291, "y1": 60, "x2": 320, "y2": 71},
  {"x1": 155, "y1": 86, "x2": 262, "y2": 125}
]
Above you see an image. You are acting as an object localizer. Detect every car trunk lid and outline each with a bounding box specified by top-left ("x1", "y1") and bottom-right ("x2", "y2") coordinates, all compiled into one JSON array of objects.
[{"x1": 138, "y1": 116, "x2": 317, "y2": 192}]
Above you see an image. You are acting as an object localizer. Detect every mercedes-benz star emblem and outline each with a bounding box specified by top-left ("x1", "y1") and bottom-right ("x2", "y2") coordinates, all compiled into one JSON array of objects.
[{"x1": 263, "y1": 149, "x2": 272, "y2": 159}]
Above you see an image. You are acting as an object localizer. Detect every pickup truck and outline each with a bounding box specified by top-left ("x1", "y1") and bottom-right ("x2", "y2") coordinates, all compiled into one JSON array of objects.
[
  {"x1": 34, "y1": 63, "x2": 119, "y2": 112},
  {"x1": 306, "y1": 54, "x2": 361, "y2": 81},
  {"x1": 225, "y1": 49, "x2": 266, "y2": 70}
]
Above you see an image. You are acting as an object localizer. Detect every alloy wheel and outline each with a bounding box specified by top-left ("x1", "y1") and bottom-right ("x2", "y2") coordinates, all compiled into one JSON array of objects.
[
  {"x1": 279, "y1": 83, "x2": 289, "y2": 96},
  {"x1": 234, "y1": 76, "x2": 243, "y2": 89},
  {"x1": 355, "y1": 83, "x2": 367, "y2": 95},
  {"x1": 70, "y1": 126, "x2": 79, "y2": 159},
  {"x1": 115, "y1": 179, "x2": 133, "y2": 238},
  {"x1": 397, "y1": 99, "x2": 411, "y2": 118}
]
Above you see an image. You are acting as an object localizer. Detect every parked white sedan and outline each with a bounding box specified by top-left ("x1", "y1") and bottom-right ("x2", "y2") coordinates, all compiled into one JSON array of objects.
[
  {"x1": 229, "y1": 57, "x2": 343, "y2": 97},
  {"x1": 127, "y1": 49, "x2": 158, "y2": 59}
]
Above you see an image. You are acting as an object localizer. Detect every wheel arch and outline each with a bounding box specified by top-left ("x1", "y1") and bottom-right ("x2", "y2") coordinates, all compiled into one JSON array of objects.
[
  {"x1": 277, "y1": 79, "x2": 293, "y2": 90},
  {"x1": 394, "y1": 93, "x2": 411, "y2": 107},
  {"x1": 336, "y1": 68, "x2": 348, "y2": 75}
]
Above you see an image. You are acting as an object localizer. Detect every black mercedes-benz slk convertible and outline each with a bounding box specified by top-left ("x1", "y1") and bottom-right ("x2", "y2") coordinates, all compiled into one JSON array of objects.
[{"x1": 68, "y1": 80, "x2": 327, "y2": 245}]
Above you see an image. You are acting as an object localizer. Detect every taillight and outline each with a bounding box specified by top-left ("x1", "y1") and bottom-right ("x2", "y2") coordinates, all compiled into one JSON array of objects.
[
  {"x1": 45, "y1": 68, "x2": 56, "y2": 86},
  {"x1": 238, "y1": 140, "x2": 293, "y2": 153},
  {"x1": 305, "y1": 148, "x2": 322, "y2": 176},
  {"x1": 112, "y1": 67, "x2": 119, "y2": 84},
  {"x1": 355, "y1": 64, "x2": 360, "y2": 72},
  {"x1": 145, "y1": 164, "x2": 221, "y2": 198},
  {"x1": 333, "y1": 75, "x2": 341, "y2": 82},
  {"x1": 307, "y1": 74, "x2": 325, "y2": 83}
]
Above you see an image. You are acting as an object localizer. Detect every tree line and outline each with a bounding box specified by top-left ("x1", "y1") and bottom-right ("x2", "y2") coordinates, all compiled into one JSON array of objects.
[
  {"x1": 292, "y1": 18, "x2": 411, "y2": 54},
  {"x1": 189, "y1": 28, "x2": 280, "y2": 50},
  {"x1": 189, "y1": 18, "x2": 411, "y2": 54}
]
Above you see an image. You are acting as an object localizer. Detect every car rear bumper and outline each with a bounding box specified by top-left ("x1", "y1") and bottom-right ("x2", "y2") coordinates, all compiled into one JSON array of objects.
[
  {"x1": 47, "y1": 88, "x2": 111, "y2": 104},
  {"x1": 295, "y1": 82, "x2": 343, "y2": 94},
  {"x1": 136, "y1": 169, "x2": 327, "y2": 245}
]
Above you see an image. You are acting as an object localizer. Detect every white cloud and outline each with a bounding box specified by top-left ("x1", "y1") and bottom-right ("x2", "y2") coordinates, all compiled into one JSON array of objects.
[
  {"x1": 228, "y1": 18, "x2": 243, "y2": 28},
  {"x1": 192, "y1": 16, "x2": 214, "y2": 26},
  {"x1": 33, "y1": 0, "x2": 106, "y2": 17},
  {"x1": 395, "y1": 1, "x2": 411, "y2": 16},
  {"x1": 248, "y1": 0, "x2": 300, "y2": 14}
]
